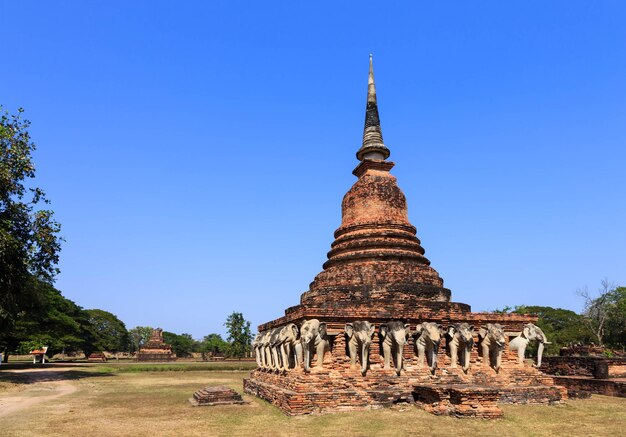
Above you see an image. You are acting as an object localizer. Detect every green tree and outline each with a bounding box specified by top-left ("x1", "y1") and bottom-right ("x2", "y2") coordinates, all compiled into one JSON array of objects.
[
  {"x1": 128, "y1": 326, "x2": 153, "y2": 353},
  {"x1": 602, "y1": 286, "x2": 626, "y2": 349},
  {"x1": 578, "y1": 279, "x2": 624, "y2": 347},
  {"x1": 224, "y1": 311, "x2": 252, "y2": 359},
  {"x1": 85, "y1": 309, "x2": 129, "y2": 354},
  {"x1": 162, "y1": 332, "x2": 198, "y2": 358},
  {"x1": 8, "y1": 281, "x2": 90, "y2": 358},
  {"x1": 200, "y1": 333, "x2": 228, "y2": 357},
  {"x1": 1, "y1": 107, "x2": 62, "y2": 360}
]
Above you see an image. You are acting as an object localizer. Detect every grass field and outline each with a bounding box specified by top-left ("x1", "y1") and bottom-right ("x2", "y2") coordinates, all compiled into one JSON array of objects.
[{"x1": 1, "y1": 364, "x2": 625, "y2": 436}]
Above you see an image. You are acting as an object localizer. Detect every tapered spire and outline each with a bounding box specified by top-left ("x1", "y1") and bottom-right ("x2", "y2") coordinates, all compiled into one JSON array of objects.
[{"x1": 356, "y1": 54, "x2": 390, "y2": 161}]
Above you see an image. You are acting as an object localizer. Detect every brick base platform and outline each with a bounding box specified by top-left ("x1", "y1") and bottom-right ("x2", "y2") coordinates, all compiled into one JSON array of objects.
[
  {"x1": 244, "y1": 351, "x2": 567, "y2": 417},
  {"x1": 189, "y1": 385, "x2": 247, "y2": 406}
]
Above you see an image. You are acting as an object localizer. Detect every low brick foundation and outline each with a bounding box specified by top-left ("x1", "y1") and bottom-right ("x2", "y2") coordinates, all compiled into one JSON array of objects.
[
  {"x1": 190, "y1": 385, "x2": 247, "y2": 406},
  {"x1": 413, "y1": 385, "x2": 503, "y2": 418},
  {"x1": 551, "y1": 376, "x2": 626, "y2": 398}
]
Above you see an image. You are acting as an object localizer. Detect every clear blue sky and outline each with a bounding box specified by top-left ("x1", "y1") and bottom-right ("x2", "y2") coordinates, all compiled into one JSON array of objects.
[{"x1": 2, "y1": 2, "x2": 625, "y2": 339}]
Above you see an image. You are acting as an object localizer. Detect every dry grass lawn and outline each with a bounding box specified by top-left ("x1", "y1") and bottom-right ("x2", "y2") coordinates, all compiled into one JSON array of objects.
[{"x1": 1, "y1": 364, "x2": 625, "y2": 436}]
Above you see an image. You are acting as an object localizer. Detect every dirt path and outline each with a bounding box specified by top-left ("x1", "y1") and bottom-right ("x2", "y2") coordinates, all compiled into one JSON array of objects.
[{"x1": 0, "y1": 368, "x2": 78, "y2": 418}]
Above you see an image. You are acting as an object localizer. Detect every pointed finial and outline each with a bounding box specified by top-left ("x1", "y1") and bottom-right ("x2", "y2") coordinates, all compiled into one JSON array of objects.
[
  {"x1": 367, "y1": 54, "x2": 376, "y2": 104},
  {"x1": 356, "y1": 54, "x2": 390, "y2": 161}
]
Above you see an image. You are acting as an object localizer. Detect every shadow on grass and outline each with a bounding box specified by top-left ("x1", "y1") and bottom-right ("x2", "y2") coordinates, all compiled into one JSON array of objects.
[{"x1": 0, "y1": 369, "x2": 114, "y2": 385}]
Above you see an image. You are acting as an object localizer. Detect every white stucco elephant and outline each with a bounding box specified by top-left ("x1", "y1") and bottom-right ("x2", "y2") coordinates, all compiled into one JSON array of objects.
[
  {"x1": 478, "y1": 323, "x2": 506, "y2": 372},
  {"x1": 380, "y1": 321, "x2": 410, "y2": 376},
  {"x1": 300, "y1": 319, "x2": 329, "y2": 372},
  {"x1": 345, "y1": 321, "x2": 375, "y2": 375},
  {"x1": 278, "y1": 322, "x2": 303, "y2": 370},
  {"x1": 415, "y1": 322, "x2": 444, "y2": 374},
  {"x1": 446, "y1": 323, "x2": 475, "y2": 373},
  {"x1": 509, "y1": 323, "x2": 550, "y2": 367}
]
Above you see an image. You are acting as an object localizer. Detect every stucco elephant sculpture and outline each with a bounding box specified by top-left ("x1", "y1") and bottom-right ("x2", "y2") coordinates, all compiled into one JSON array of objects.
[
  {"x1": 379, "y1": 321, "x2": 410, "y2": 376},
  {"x1": 478, "y1": 323, "x2": 506, "y2": 372},
  {"x1": 252, "y1": 332, "x2": 264, "y2": 368},
  {"x1": 415, "y1": 322, "x2": 444, "y2": 374},
  {"x1": 446, "y1": 323, "x2": 475, "y2": 373},
  {"x1": 269, "y1": 327, "x2": 284, "y2": 370},
  {"x1": 256, "y1": 330, "x2": 271, "y2": 369},
  {"x1": 345, "y1": 321, "x2": 375, "y2": 375},
  {"x1": 300, "y1": 319, "x2": 329, "y2": 372},
  {"x1": 509, "y1": 323, "x2": 550, "y2": 367},
  {"x1": 278, "y1": 323, "x2": 303, "y2": 370}
]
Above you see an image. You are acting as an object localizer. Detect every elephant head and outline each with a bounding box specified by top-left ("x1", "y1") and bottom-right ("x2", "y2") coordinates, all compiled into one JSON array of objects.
[
  {"x1": 345, "y1": 321, "x2": 375, "y2": 375},
  {"x1": 380, "y1": 321, "x2": 410, "y2": 376},
  {"x1": 300, "y1": 319, "x2": 328, "y2": 372},
  {"x1": 415, "y1": 322, "x2": 444, "y2": 373},
  {"x1": 479, "y1": 323, "x2": 506, "y2": 372},
  {"x1": 446, "y1": 323, "x2": 474, "y2": 372}
]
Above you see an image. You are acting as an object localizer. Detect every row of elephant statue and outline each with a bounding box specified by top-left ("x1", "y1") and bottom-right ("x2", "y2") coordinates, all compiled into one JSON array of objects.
[{"x1": 252, "y1": 320, "x2": 549, "y2": 376}]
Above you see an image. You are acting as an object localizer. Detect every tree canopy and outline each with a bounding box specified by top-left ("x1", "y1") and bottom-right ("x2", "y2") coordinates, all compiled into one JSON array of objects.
[
  {"x1": 85, "y1": 309, "x2": 129, "y2": 354},
  {"x1": 11, "y1": 280, "x2": 90, "y2": 357},
  {"x1": 1, "y1": 107, "x2": 62, "y2": 353},
  {"x1": 128, "y1": 326, "x2": 153, "y2": 353},
  {"x1": 579, "y1": 280, "x2": 626, "y2": 348},
  {"x1": 162, "y1": 331, "x2": 198, "y2": 358},
  {"x1": 200, "y1": 333, "x2": 229, "y2": 356},
  {"x1": 224, "y1": 311, "x2": 252, "y2": 358}
]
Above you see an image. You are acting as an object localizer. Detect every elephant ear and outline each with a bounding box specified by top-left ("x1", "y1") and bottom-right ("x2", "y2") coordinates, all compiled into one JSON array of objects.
[
  {"x1": 537, "y1": 327, "x2": 548, "y2": 343},
  {"x1": 379, "y1": 323, "x2": 388, "y2": 338},
  {"x1": 437, "y1": 324, "x2": 445, "y2": 335},
  {"x1": 344, "y1": 323, "x2": 354, "y2": 337},
  {"x1": 404, "y1": 323, "x2": 411, "y2": 337},
  {"x1": 414, "y1": 323, "x2": 424, "y2": 337},
  {"x1": 291, "y1": 323, "x2": 299, "y2": 339},
  {"x1": 522, "y1": 326, "x2": 530, "y2": 339},
  {"x1": 447, "y1": 325, "x2": 456, "y2": 337},
  {"x1": 479, "y1": 326, "x2": 488, "y2": 339},
  {"x1": 468, "y1": 325, "x2": 474, "y2": 332},
  {"x1": 368, "y1": 323, "x2": 376, "y2": 337},
  {"x1": 319, "y1": 323, "x2": 327, "y2": 337}
]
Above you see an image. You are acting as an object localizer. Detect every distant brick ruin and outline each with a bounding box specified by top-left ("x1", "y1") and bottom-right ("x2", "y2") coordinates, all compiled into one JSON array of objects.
[
  {"x1": 540, "y1": 346, "x2": 626, "y2": 398},
  {"x1": 244, "y1": 56, "x2": 567, "y2": 418},
  {"x1": 137, "y1": 328, "x2": 175, "y2": 361}
]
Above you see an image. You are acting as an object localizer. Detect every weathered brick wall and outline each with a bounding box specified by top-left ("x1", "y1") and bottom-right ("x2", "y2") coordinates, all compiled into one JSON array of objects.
[
  {"x1": 551, "y1": 376, "x2": 626, "y2": 398},
  {"x1": 541, "y1": 357, "x2": 626, "y2": 379}
]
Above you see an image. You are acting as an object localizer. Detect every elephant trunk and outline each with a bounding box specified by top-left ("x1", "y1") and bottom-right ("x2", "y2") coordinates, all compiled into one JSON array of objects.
[
  {"x1": 462, "y1": 345, "x2": 471, "y2": 373},
  {"x1": 395, "y1": 346, "x2": 403, "y2": 376},
  {"x1": 494, "y1": 347, "x2": 502, "y2": 373},
  {"x1": 535, "y1": 341, "x2": 545, "y2": 367},
  {"x1": 429, "y1": 341, "x2": 439, "y2": 373},
  {"x1": 303, "y1": 344, "x2": 311, "y2": 373},
  {"x1": 361, "y1": 343, "x2": 368, "y2": 376}
]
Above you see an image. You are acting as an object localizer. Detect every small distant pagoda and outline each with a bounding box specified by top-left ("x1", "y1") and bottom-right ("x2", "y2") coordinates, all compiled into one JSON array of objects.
[
  {"x1": 137, "y1": 328, "x2": 175, "y2": 361},
  {"x1": 244, "y1": 56, "x2": 566, "y2": 418}
]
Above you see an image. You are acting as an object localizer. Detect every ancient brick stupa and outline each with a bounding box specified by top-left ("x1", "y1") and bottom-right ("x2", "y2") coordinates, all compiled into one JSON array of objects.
[
  {"x1": 137, "y1": 328, "x2": 175, "y2": 361},
  {"x1": 244, "y1": 56, "x2": 566, "y2": 417}
]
